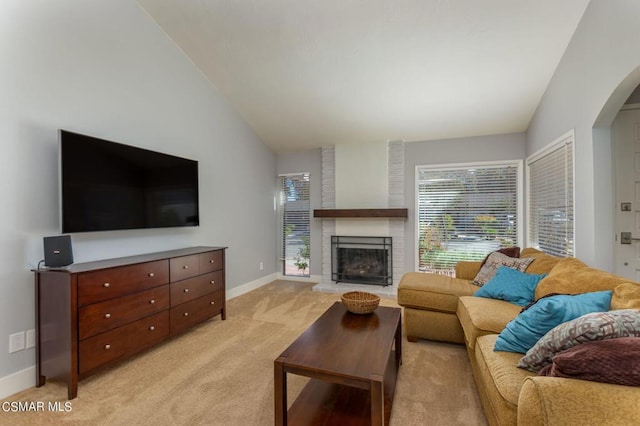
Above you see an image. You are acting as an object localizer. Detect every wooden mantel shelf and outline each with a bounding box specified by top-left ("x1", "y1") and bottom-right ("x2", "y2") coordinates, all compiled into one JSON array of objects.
[{"x1": 313, "y1": 208, "x2": 408, "y2": 219}]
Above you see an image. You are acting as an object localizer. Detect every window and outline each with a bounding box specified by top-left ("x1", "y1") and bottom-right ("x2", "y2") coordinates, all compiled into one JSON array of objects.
[
  {"x1": 416, "y1": 162, "x2": 521, "y2": 275},
  {"x1": 278, "y1": 173, "x2": 310, "y2": 276},
  {"x1": 527, "y1": 132, "x2": 574, "y2": 257}
]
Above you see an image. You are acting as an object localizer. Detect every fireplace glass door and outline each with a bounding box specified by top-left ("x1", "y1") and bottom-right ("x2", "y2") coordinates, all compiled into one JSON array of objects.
[{"x1": 331, "y1": 236, "x2": 392, "y2": 286}]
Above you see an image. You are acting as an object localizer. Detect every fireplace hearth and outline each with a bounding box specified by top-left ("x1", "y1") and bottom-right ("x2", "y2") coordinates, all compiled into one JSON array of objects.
[{"x1": 331, "y1": 236, "x2": 392, "y2": 286}]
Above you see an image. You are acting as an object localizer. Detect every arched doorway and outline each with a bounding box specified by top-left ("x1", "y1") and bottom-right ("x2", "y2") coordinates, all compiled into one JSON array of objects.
[
  {"x1": 611, "y1": 90, "x2": 640, "y2": 279},
  {"x1": 593, "y1": 66, "x2": 640, "y2": 278}
]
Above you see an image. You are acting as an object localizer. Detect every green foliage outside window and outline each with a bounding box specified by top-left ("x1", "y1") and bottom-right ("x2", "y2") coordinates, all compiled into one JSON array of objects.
[{"x1": 294, "y1": 235, "x2": 310, "y2": 273}]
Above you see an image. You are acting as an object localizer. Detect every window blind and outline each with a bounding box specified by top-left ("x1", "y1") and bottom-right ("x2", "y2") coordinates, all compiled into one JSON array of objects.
[
  {"x1": 279, "y1": 173, "x2": 310, "y2": 277},
  {"x1": 417, "y1": 163, "x2": 520, "y2": 275},
  {"x1": 527, "y1": 135, "x2": 574, "y2": 258}
]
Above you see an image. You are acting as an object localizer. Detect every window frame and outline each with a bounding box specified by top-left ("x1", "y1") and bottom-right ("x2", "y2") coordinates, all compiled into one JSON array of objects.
[
  {"x1": 278, "y1": 172, "x2": 311, "y2": 277},
  {"x1": 525, "y1": 130, "x2": 575, "y2": 257},
  {"x1": 414, "y1": 160, "x2": 524, "y2": 273}
]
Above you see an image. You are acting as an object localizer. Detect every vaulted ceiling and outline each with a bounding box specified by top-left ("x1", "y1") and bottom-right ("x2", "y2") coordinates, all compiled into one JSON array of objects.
[{"x1": 136, "y1": 0, "x2": 590, "y2": 152}]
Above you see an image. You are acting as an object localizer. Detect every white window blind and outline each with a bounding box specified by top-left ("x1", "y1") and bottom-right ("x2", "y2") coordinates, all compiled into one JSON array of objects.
[
  {"x1": 279, "y1": 173, "x2": 310, "y2": 277},
  {"x1": 417, "y1": 163, "x2": 520, "y2": 275},
  {"x1": 527, "y1": 134, "x2": 574, "y2": 258}
]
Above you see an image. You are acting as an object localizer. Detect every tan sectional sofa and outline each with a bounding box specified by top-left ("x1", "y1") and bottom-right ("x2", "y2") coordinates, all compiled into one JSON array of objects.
[{"x1": 398, "y1": 248, "x2": 640, "y2": 426}]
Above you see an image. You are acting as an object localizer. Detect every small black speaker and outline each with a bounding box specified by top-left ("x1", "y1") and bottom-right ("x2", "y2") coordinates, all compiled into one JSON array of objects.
[{"x1": 43, "y1": 235, "x2": 74, "y2": 267}]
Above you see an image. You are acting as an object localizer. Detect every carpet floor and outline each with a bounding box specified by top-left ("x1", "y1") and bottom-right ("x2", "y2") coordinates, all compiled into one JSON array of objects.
[{"x1": 2, "y1": 281, "x2": 487, "y2": 425}]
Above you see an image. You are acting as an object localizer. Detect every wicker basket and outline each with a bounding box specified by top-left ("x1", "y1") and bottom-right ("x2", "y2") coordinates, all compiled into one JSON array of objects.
[{"x1": 340, "y1": 291, "x2": 380, "y2": 314}]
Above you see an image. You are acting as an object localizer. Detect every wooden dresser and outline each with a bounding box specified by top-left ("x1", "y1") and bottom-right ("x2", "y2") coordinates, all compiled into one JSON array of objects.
[{"x1": 34, "y1": 246, "x2": 226, "y2": 399}]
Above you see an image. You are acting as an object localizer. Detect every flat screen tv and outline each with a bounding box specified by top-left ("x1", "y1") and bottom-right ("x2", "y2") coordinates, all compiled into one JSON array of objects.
[{"x1": 60, "y1": 130, "x2": 199, "y2": 233}]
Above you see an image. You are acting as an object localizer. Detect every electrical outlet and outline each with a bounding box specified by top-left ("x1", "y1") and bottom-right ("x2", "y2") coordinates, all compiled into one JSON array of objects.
[
  {"x1": 9, "y1": 332, "x2": 25, "y2": 353},
  {"x1": 26, "y1": 329, "x2": 36, "y2": 349},
  {"x1": 259, "y1": 262, "x2": 264, "y2": 271}
]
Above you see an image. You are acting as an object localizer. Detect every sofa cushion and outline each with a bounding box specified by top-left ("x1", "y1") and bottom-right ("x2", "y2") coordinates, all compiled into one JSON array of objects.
[
  {"x1": 403, "y1": 308, "x2": 466, "y2": 343},
  {"x1": 520, "y1": 247, "x2": 562, "y2": 275},
  {"x1": 494, "y1": 291, "x2": 613, "y2": 353},
  {"x1": 518, "y1": 309, "x2": 640, "y2": 372},
  {"x1": 398, "y1": 272, "x2": 477, "y2": 313},
  {"x1": 611, "y1": 282, "x2": 640, "y2": 310},
  {"x1": 473, "y1": 266, "x2": 546, "y2": 307},
  {"x1": 534, "y1": 257, "x2": 630, "y2": 300},
  {"x1": 472, "y1": 252, "x2": 534, "y2": 287},
  {"x1": 457, "y1": 296, "x2": 521, "y2": 350},
  {"x1": 475, "y1": 334, "x2": 536, "y2": 412},
  {"x1": 455, "y1": 261, "x2": 482, "y2": 280},
  {"x1": 539, "y1": 337, "x2": 640, "y2": 386}
]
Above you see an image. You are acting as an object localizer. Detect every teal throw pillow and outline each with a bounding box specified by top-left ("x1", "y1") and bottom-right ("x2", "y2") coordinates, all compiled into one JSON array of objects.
[
  {"x1": 473, "y1": 266, "x2": 546, "y2": 307},
  {"x1": 494, "y1": 290, "x2": 613, "y2": 353}
]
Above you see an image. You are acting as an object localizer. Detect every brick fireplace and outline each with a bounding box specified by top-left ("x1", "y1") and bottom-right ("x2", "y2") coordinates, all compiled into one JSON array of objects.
[{"x1": 312, "y1": 141, "x2": 405, "y2": 297}]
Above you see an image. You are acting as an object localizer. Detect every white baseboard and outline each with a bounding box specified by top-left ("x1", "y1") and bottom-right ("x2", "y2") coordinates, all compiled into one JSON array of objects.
[
  {"x1": 0, "y1": 366, "x2": 35, "y2": 400},
  {"x1": 226, "y1": 273, "x2": 278, "y2": 300},
  {"x1": 275, "y1": 274, "x2": 322, "y2": 283},
  {"x1": 226, "y1": 273, "x2": 321, "y2": 300}
]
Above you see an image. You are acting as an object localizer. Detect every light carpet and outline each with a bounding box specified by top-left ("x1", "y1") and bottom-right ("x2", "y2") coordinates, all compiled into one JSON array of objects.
[{"x1": 2, "y1": 281, "x2": 487, "y2": 425}]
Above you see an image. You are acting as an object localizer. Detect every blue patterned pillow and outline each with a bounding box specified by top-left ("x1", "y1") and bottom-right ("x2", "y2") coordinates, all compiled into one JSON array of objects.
[
  {"x1": 474, "y1": 266, "x2": 546, "y2": 306},
  {"x1": 494, "y1": 291, "x2": 613, "y2": 353},
  {"x1": 518, "y1": 309, "x2": 640, "y2": 372}
]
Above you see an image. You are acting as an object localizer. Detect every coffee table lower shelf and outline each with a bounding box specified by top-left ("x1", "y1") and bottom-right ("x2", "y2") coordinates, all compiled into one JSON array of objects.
[{"x1": 286, "y1": 351, "x2": 398, "y2": 426}]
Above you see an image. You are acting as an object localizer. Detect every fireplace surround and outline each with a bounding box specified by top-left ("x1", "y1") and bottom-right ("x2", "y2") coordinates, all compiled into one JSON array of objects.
[
  {"x1": 313, "y1": 142, "x2": 404, "y2": 297},
  {"x1": 331, "y1": 236, "x2": 392, "y2": 286}
]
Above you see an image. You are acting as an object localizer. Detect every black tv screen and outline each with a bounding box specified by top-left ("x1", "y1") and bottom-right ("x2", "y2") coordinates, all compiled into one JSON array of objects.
[{"x1": 60, "y1": 130, "x2": 199, "y2": 233}]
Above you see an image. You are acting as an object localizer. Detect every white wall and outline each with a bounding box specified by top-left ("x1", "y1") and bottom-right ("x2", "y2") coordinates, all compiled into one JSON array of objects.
[
  {"x1": 404, "y1": 133, "x2": 527, "y2": 271},
  {"x1": 334, "y1": 142, "x2": 390, "y2": 237},
  {"x1": 0, "y1": 0, "x2": 276, "y2": 393},
  {"x1": 335, "y1": 142, "x2": 389, "y2": 208},
  {"x1": 527, "y1": 0, "x2": 640, "y2": 269}
]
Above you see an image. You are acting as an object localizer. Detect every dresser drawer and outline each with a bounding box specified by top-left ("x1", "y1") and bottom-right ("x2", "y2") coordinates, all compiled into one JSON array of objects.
[
  {"x1": 170, "y1": 254, "x2": 201, "y2": 282},
  {"x1": 170, "y1": 271, "x2": 224, "y2": 305},
  {"x1": 78, "y1": 260, "x2": 169, "y2": 306},
  {"x1": 170, "y1": 290, "x2": 224, "y2": 335},
  {"x1": 199, "y1": 250, "x2": 223, "y2": 273},
  {"x1": 78, "y1": 286, "x2": 169, "y2": 340},
  {"x1": 79, "y1": 311, "x2": 169, "y2": 374}
]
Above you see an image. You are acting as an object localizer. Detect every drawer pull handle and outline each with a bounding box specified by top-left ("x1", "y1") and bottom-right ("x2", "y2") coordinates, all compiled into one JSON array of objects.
[
  {"x1": 150, "y1": 299, "x2": 155, "y2": 304},
  {"x1": 103, "y1": 282, "x2": 110, "y2": 288},
  {"x1": 210, "y1": 301, "x2": 215, "y2": 305},
  {"x1": 183, "y1": 312, "x2": 189, "y2": 317},
  {"x1": 183, "y1": 265, "x2": 189, "y2": 270},
  {"x1": 209, "y1": 260, "x2": 215, "y2": 264},
  {"x1": 104, "y1": 313, "x2": 111, "y2": 319},
  {"x1": 149, "y1": 326, "x2": 155, "y2": 331},
  {"x1": 210, "y1": 280, "x2": 215, "y2": 285},
  {"x1": 105, "y1": 344, "x2": 111, "y2": 350},
  {"x1": 148, "y1": 272, "x2": 155, "y2": 277},
  {"x1": 183, "y1": 288, "x2": 189, "y2": 293}
]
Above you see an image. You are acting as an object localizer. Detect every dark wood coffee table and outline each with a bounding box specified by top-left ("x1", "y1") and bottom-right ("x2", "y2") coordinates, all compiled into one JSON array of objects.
[{"x1": 274, "y1": 302, "x2": 402, "y2": 425}]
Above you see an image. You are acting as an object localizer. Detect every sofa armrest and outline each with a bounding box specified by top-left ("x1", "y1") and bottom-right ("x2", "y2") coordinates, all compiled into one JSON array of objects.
[
  {"x1": 518, "y1": 376, "x2": 640, "y2": 426},
  {"x1": 455, "y1": 261, "x2": 482, "y2": 280}
]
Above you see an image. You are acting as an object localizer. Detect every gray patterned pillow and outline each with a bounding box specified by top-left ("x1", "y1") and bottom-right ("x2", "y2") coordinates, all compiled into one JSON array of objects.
[
  {"x1": 472, "y1": 252, "x2": 533, "y2": 287},
  {"x1": 518, "y1": 309, "x2": 640, "y2": 372}
]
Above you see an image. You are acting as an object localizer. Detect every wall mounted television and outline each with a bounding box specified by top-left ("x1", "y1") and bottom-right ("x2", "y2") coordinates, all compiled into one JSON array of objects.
[{"x1": 60, "y1": 130, "x2": 199, "y2": 233}]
